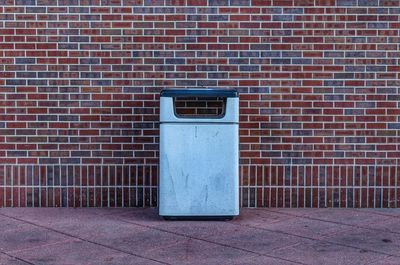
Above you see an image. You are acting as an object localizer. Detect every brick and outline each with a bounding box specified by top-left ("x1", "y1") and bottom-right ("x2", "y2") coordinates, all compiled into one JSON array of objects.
[
  {"x1": 337, "y1": 0, "x2": 357, "y2": 5},
  {"x1": 252, "y1": 0, "x2": 271, "y2": 5},
  {"x1": 368, "y1": 22, "x2": 388, "y2": 29},
  {"x1": 273, "y1": 15, "x2": 293, "y2": 21},
  {"x1": 0, "y1": 0, "x2": 398, "y2": 209},
  {"x1": 272, "y1": 0, "x2": 293, "y2": 5},
  {"x1": 358, "y1": 0, "x2": 378, "y2": 5},
  {"x1": 209, "y1": 0, "x2": 229, "y2": 5},
  {"x1": 230, "y1": 0, "x2": 250, "y2": 6},
  {"x1": 15, "y1": 0, "x2": 35, "y2": 4}
]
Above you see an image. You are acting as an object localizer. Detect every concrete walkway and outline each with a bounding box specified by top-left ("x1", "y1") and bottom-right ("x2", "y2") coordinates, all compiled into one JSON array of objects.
[{"x1": 0, "y1": 208, "x2": 399, "y2": 265}]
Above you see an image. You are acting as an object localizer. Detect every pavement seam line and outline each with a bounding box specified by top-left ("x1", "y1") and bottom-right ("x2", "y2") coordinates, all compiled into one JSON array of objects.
[
  {"x1": 0, "y1": 250, "x2": 36, "y2": 265},
  {"x1": 352, "y1": 209, "x2": 400, "y2": 219},
  {"x1": 264, "y1": 209, "x2": 400, "y2": 235},
  {"x1": 363, "y1": 255, "x2": 394, "y2": 265},
  {"x1": 230, "y1": 214, "x2": 400, "y2": 259},
  {"x1": 233, "y1": 222, "x2": 399, "y2": 260},
  {"x1": 116, "y1": 218, "x2": 306, "y2": 265},
  {"x1": 6, "y1": 239, "x2": 77, "y2": 255},
  {"x1": 0, "y1": 213, "x2": 170, "y2": 265},
  {"x1": 88, "y1": 209, "x2": 305, "y2": 264}
]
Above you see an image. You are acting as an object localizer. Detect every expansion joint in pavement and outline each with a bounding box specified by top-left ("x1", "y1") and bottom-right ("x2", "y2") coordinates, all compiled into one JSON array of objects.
[
  {"x1": 0, "y1": 213, "x2": 170, "y2": 265},
  {"x1": 231, "y1": 210, "x2": 400, "y2": 259},
  {"x1": 0, "y1": 250, "x2": 36, "y2": 265},
  {"x1": 117, "y1": 218, "x2": 306, "y2": 265}
]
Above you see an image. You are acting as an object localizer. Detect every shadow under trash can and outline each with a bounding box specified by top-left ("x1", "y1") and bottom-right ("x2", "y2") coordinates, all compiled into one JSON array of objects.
[{"x1": 159, "y1": 88, "x2": 239, "y2": 220}]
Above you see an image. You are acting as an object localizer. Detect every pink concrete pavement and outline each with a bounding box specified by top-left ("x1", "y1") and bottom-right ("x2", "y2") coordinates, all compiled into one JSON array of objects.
[{"x1": 0, "y1": 208, "x2": 399, "y2": 265}]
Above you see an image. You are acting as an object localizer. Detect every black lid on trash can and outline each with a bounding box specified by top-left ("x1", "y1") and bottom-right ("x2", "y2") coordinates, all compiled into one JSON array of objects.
[{"x1": 160, "y1": 88, "x2": 238, "y2": 98}]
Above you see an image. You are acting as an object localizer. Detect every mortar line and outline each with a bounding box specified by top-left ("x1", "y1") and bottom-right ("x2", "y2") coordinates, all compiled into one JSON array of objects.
[
  {"x1": 296, "y1": 166, "x2": 299, "y2": 208},
  {"x1": 325, "y1": 166, "x2": 327, "y2": 208},
  {"x1": 2, "y1": 165, "x2": 4, "y2": 207},
  {"x1": 367, "y1": 166, "x2": 370, "y2": 208},
  {"x1": 107, "y1": 165, "x2": 110, "y2": 208},
  {"x1": 38, "y1": 165, "x2": 41, "y2": 207},
  {"x1": 54, "y1": 165, "x2": 57, "y2": 207},
  {"x1": 247, "y1": 164, "x2": 250, "y2": 207},
  {"x1": 351, "y1": 167, "x2": 361, "y2": 208},
  {"x1": 374, "y1": 166, "x2": 377, "y2": 208},
  {"x1": 86, "y1": 165, "x2": 89, "y2": 208},
  {"x1": 25, "y1": 165, "x2": 28, "y2": 207},
  {"x1": 255, "y1": 165, "x2": 258, "y2": 208},
  {"x1": 317, "y1": 166, "x2": 320, "y2": 208},
  {"x1": 269, "y1": 165, "x2": 271, "y2": 208},
  {"x1": 359, "y1": 166, "x2": 362, "y2": 208},
  {"x1": 122, "y1": 165, "x2": 125, "y2": 208},
  {"x1": 74, "y1": 165, "x2": 77, "y2": 208},
  {"x1": 303, "y1": 165, "x2": 305, "y2": 208},
  {"x1": 11, "y1": 166, "x2": 14, "y2": 207},
  {"x1": 275, "y1": 166, "x2": 278, "y2": 208},
  {"x1": 32, "y1": 166, "x2": 35, "y2": 208},
  {"x1": 80, "y1": 165, "x2": 83, "y2": 208},
  {"x1": 345, "y1": 166, "x2": 348, "y2": 208},
  {"x1": 395, "y1": 165, "x2": 398, "y2": 208},
  {"x1": 261, "y1": 165, "x2": 265, "y2": 207},
  {"x1": 142, "y1": 165, "x2": 145, "y2": 207},
  {"x1": 380, "y1": 166, "x2": 383, "y2": 209},
  {"x1": 18, "y1": 166, "x2": 20, "y2": 207},
  {"x1": 338, "y1": 165, "x2": 341, "y2": 208},
  {"x1": 128, "y1": 165, "x2": 131, "y2": 207},
  {"x1": 310, "y1": 166, "x2": 313, "y2": 208},
  {"x1": 66, "y1": 166, "x2": 69, "y2": 208},
  {"x1": 101, "y1": 166, "x2": 104, "y2": 208},
  {"x1": 135, "y1": 165, "x2": 138, "y2": 207},
  {"x1": 93, "y1": 166, "x2": 97, "y2": 207},
  {"x1": 114, "y1": 166, "x2": 117, "y2": 207}
]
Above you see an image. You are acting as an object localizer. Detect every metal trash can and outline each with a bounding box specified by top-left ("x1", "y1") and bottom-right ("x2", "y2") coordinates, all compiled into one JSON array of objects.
[{"x1": 159, "y1": 88, "x2": 239, "y2": 219}]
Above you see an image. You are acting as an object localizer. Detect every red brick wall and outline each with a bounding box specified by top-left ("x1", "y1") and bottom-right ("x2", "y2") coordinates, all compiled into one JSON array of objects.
[{"x1": 0, "y1": 0, "x2": 399, "y2": 207}]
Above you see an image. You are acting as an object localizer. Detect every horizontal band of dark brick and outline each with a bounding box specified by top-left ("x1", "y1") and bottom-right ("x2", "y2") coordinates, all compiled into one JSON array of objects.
[{"x1": 0, "y1": 165, "x2": 399, "y2": 208}]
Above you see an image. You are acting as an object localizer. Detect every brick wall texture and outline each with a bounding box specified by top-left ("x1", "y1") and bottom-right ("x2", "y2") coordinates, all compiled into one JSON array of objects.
[{"x1": 1, "y1": 0, "x2": 400, "y2": 207}]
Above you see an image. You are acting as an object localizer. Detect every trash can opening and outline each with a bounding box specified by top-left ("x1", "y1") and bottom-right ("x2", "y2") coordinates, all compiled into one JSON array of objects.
[{"x1": 174, "y1": 96, "x2": 226, "y2": 118}]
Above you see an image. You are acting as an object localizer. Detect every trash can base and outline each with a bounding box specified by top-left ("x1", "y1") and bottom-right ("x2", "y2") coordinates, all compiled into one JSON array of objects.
[{"x1": 162, "y1": 216, "x2": 235, "y2": 221}]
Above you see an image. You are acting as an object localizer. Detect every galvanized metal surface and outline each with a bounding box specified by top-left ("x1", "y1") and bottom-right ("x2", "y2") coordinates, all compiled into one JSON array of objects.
[{"x1": 159, "y1": 96, "x2": 239, "y2": 217}]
